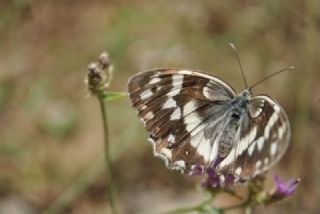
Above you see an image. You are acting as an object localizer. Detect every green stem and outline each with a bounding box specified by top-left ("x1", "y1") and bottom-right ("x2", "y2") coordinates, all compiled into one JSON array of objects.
[
  {"x1": 222, "y1": 189, "x2": 243, "y2": 200},
  {"x1": 222, "y1": 184, "x2": 254, "y2": 212},
  {"x1": 98, "y1": 97, "x2": 118, "y2": 214},
  {"x1": 154, "y1": 195, "x2": 221, "y2": 214},
  {"x1": 222, "y1": 198, "x2": 252, "y2": 212},
  {"x1": 156, "y1": 205, "x2": 204, "y2": 214}
]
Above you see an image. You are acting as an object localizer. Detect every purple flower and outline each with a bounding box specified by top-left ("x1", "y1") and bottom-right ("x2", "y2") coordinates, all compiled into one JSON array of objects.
[
  {"x1": 190, "y1": 164, "x2": 204, "y2": 177},
  {"x1": 270, "y1": 174, "x2": 300, "y2": 200},
  {"x1": 190, "y1": 157, "x2": 237, "y2": 189},
  {"x1": 202, "y1": 170, "x2": 235, "y2": 188},
  {"x1": 202, "y1": 167, "x2": 220, "y2": 188},
  {"x1": 200, "y1": 157, "x2": 235, "y2": 189}
]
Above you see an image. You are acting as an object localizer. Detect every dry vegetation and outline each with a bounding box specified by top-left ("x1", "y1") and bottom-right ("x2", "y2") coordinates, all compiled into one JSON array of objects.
[{"x1": 0, "y1": 0, "x2": 319, "y2": 213}]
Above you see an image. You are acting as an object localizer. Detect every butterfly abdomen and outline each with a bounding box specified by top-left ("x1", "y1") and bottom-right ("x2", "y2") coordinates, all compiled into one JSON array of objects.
[
  {"x1": 218, "y1": 116, "x2": 239, "y2": 157},
  {"x1": 218, "y1": 92, "x2": 250, "y2": 156}
]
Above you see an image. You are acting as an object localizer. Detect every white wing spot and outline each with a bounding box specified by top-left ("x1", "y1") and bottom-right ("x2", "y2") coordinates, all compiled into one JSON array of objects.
[
  {"x1": 256, "y1": 137, "x2": 264, "y2": 152},
  {"x1": 140, "y1": 118, "x2": 146, "y2": 126},
  {"x1": 264, "y1": 105, "x2": 280, "y2": 139},
  {"x1": 218, "y1": 149, "x2": 235, "y2": 169},
  {"x1": 270, "y1": 142, "x2": 277, "y2": 156},
  {"x1": 140, "y1": 89, "x2": 153, "y2": 100},
  {"x1": 168, "y1": 134, "x2": 175, "y2": 144},
  {"x1": 183, "y1": 101, "x2": 197, "y2": 116},
  {"x1": 256, "y1": 160, "x2": 262, "y2": 169},
  {"x1": 163, "y1": 97, "x2": 177, "y2": 109},
  {"x1": 183, "y1": 101, "x2": 202, "y2": 132},
  {"x1": 278, "y1": 123, "x2": 286, "y2": 139},
  {"x1": 248, "y1": 143, "x2": 255, "y2": 156},
  {"x1": 172, "y1": 74, "x2": 184, "y2": 85},
  {"x1": 174, "y1": 160, "x2": 186, "y2": 169},
  {"x1": 170, "y1": 108, "x2": 181, "y2": 120},
  {"x1": 189, "y1": 123, "x2": 205, "y2": 137},
  {"x1": 156, "y1": 86, "x2": 162, "y2": 91},
  {"x1": 160, "y1": 148, "x2": 172, "y2": 159},
  {"x1": 220, "y1": 175, "x2": 226, "y2": 185},
  {"x1": 190, "y1": 132, "x2": 203, "y2": 148},
  {"x1": 167, "y1": 74, "x2": 184, "y2": 97},
  {"x1": 167, "y1": 90, "x2": 180, "y2": 97},
  {"x1": 145, "y1": 111, "x2": 154, "y2": 120},
  {"x1": 251, "y1": 107, "x2": 263, "y2": 118},
  {"x1": 184, "y1": 112, "x2": 202, "y2": 132},
  {"x1": 196, "y1": 137, "x2": 211, "y2": 162},
  {"x1": 148, "y1": 137, "x2": 155, "y2": 144},
  {"x1": 235, "y1": 167, "x2": 242, "y2": 176},
  {"x1": 202, "y1": 86, "x2": 211, "y2": 99},
  {"x1": 209, "y1": 139, "x2": 219, "y2": 162},
  {"x1": 237, "y1": 126, "x2": 257, "y2": 156},
  {"x1": 149, "y1": 77, "x2": 161, "y2": 84}
]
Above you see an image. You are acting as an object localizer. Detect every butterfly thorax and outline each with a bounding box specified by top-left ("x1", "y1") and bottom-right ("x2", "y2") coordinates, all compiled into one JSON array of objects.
[{"x1": 229, "y1": 89, "x2": 251, "y2": 119}]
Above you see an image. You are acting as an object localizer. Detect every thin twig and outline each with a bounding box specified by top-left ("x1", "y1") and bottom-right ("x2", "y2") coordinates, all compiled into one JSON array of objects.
[{"x1": 99, "y1": 97, "x2": 118, "y2": 214}]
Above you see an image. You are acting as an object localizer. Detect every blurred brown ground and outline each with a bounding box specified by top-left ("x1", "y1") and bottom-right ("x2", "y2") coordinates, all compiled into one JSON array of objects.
[{"x1": 0, "y1": 0, "x2": 319, "y2": 213}]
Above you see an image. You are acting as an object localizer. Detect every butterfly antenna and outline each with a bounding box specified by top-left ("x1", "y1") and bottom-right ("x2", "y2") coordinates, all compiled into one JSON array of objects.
[
  {"x1": 229, "y1": 42, "x2": 248, "y2": 89},
  {"x1": 249, "y1": 66, "x2": 295, "y2": 90}
]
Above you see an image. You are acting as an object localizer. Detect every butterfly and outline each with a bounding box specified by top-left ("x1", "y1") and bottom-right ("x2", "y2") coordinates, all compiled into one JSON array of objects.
[{"x1": 127, "y1": 68, "x2": 291, "y2": 183}]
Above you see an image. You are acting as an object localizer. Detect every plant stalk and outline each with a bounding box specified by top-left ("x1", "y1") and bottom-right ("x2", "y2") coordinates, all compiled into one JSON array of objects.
[{"x1": 98, "y1": 97, "x2": 118, "y2": 214}]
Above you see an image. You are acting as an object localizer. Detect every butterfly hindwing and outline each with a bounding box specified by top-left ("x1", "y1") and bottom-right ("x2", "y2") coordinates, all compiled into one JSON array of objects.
[
  {"x1": 128, "y1": 69, "x2": 236, "y2": 172},
  {"x1": 217, "y1": 95, "x2": 290, "y2": 180}
]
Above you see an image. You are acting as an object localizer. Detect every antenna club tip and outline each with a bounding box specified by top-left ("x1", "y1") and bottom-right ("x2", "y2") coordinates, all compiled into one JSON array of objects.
[{"x1": 289, "y1": 66, "x2": 295, "y2": 69}]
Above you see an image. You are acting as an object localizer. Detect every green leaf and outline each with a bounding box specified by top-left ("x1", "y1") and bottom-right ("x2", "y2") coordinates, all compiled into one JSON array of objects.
[{"x1": 102, "y1": 91, "x2": 127, "y2": 101}]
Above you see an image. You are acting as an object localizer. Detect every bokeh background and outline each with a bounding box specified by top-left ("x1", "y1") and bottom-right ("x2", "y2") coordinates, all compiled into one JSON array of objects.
[{"x1": 0, "y1": 0, "x2": 319, "y2": 213}]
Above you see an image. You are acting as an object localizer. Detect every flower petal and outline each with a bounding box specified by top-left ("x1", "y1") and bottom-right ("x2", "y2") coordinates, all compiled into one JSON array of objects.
[{"x1": 271, "y1": 174, "x2": 300, "y2": 199}]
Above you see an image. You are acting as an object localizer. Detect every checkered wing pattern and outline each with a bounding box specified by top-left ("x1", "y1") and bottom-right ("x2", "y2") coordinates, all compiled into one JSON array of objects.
[
  {"x1": 128, "y1": 68, "x2": 291, "y2": 182},
  {"x1": 128, "y1": 68, "x2": 236, "y2": 173}
]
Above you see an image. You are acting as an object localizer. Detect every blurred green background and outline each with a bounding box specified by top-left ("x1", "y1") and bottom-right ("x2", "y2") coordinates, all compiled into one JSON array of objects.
[{"x1": 0, "y1": 0, "x2": 319, "y2": 213}]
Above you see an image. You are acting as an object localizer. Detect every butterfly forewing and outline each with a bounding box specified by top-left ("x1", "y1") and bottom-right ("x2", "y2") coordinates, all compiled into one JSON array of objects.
[
  {"x1": 217, "y1": 95, "x2": 290, "y2": 180},
  {"x1": 128, "y1": 69, "x2": 236, "y2": 172}
]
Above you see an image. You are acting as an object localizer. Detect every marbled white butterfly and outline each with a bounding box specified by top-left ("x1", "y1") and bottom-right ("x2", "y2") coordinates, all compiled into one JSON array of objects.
[{"x1": 127, "y1": 47, "x2": 292, "y2": 182}]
